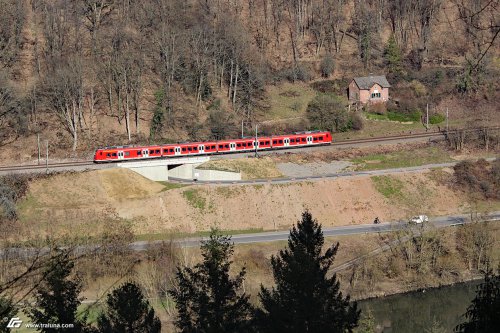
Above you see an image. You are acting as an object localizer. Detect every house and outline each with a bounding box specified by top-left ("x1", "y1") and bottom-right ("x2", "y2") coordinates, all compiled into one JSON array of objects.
[{"x1": 348, "y1": 75, "x2": 390, "y2": 104}]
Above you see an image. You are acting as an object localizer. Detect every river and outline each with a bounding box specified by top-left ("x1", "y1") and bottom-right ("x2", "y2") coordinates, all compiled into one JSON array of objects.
[{"x1": 358, "y1": 280, "x2": 482, "y2": 332}]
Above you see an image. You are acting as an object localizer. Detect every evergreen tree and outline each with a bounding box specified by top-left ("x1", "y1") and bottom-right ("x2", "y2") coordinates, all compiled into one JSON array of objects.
[
  {"x1": 28, "y1": 250, "x2": 89, "y2": 333},
  {"x1": 455, "y1": 267, "x2": 500, "y2": 333},
  {"x1": 98, "y1": 282, "x2": 161, "y2": 333},
  {"x1": 0, "y1": 296, "x2": 17, "y2": 333},
  {"x1": 384, "y1": 35, "x2": 402, "y2": 74},
  {"x1": 258, "y1": 211, "x2": 360, "y2": 333},
  {"x1": 169, "y1": 229, "x2": 254, "y2": 333}
]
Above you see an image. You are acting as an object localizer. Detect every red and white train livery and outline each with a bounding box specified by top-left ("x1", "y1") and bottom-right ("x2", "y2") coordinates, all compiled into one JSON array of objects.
[{"x1": 94, "y1": 131, "x2": 332, "y2": 162}]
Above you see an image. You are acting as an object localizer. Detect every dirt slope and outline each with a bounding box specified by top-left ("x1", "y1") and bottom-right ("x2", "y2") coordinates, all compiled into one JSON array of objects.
[{"x1": 16, "y1": 167, "x2": 476, "y2": 237}]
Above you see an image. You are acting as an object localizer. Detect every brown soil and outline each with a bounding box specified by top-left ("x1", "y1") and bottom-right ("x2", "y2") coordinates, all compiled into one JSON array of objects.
[{"x1": 17, "y1": 167, "x2": 473, "y2": 237}]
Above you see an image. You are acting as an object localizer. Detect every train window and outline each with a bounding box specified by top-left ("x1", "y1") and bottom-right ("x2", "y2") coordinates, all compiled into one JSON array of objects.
[
  {"x1": 218, "y1": 145, "x2": 223, "y2": 149},
  {"x1": 125, "y1": 152, "x2": 130, "y2": 156},
  {"x1": 272, "y1": 140, "x2": 277, "y2": 144},
  {"x1": 279, "y1": 140, "x2": 283, "y2": 144},
  {"x1": 169, "y1": 149, "x2": 174, "y2": 153},
  {"x1": 106, "y1": 153, "x2": 111, "y2": 157},
  {"x1": 313, "y1": 137, "x2": 318, "y2": 141},
  {"x1": 188, "y1": 147, "x2": 192, "y2": 151},
  {"x1": 291, "y1": 139, "x2": 295, "y2": 143},
  {"x1": 99, "y1": 152, "x2": 103, "y2": 155},
  {"x1": 112, "y1": 153, "x2": 117, "y2": 157},
  {"x1": 301, "y1": 138, "x2": 306, "y2": 142},
  {"x1": 156, "y1": 149, "x2": 160, "y2": 154},
  {"x1": 182, "y1": 148, "x2": 186, "y2": 152},
  {"x1": 225, "y1": 144, "x2": 229, "y2": 148},
  {"x1": 237, "y1": 143, "x2": 241, "y2": 147},
  {"x1": 319, "y1": 136, "x2": 323, "y2": 140},
  {"x1": 193, "y1": 147, "x2": 197, "y2": 151},
  {"x1": 137, "y1": 151, "x2": 142, "y2": 155},
  {"x1": 211, "y1": 145, "x2": 216, "y2": 149}
]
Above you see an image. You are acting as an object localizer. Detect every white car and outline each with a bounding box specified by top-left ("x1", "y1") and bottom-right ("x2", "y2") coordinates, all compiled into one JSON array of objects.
[{"x1": 409, "y1": 215, "x2": 429, "y2": 224}]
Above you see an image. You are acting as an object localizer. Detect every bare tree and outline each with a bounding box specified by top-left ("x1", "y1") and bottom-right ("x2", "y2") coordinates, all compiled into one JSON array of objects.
[
  {"x1": 43, "y1": 58, "x2": 83, "y2": 151},
  {"x1": 82, "y1": 0, "x2": 115, "y2": 54},
  {"x1": 0, "y1": 0, "x2": 25, "y2": 68}
]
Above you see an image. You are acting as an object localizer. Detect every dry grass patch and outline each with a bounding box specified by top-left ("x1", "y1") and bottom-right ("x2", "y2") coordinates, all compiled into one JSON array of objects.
[{"x1": 198, "y1": 157, "x2": 283, "y2": 179}]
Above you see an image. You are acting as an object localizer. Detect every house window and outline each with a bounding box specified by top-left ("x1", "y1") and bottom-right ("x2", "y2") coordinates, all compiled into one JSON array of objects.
[{"x1": 371, "y1": 92, "x2": 381, "y2": 98}]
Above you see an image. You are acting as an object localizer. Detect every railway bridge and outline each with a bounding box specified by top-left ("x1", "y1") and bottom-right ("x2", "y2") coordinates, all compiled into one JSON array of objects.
[{"x1": 116, "y1": 156, "x2": 241, "y2": 182}]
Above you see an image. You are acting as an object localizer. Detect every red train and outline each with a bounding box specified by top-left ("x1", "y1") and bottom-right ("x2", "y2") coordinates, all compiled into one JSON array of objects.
[{"x1": 93, "y1": 131, "x2": 332, "y2": 162}]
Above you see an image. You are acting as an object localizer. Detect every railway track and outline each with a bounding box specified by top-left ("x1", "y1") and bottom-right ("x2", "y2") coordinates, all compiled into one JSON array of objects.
[{"x1": 0, "y1": 126, "x2": 497, "y2": 174}]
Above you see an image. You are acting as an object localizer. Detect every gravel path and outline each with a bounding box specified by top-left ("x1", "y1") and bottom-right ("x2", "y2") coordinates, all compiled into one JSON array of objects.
[{"x1": 277, "y1": 161, "x2": 352, "y2": 177}]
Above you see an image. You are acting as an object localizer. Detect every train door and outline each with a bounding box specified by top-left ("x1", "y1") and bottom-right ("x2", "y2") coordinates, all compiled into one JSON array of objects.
[
  {"x1": 307, "y1": 136, "x2": 313, "y2": 144},
  {"x1": 117, "y1": 151, "x2": 124, "y2": 160},
  {"x1": 198, "y1": 145, "x2": 205, "y2": 154},
  {"x1": 142, "y1": 149, "x2": 149, "y2": 158},
  {"x1": 283, "y1": 138, "x2": 290, "y2": 147},
  {"x1": 174, "y1": 147, "x2": 181, "y2": 156},
  {"x1": 229, "y1": 142, "x2": 236, "y2": 151}
]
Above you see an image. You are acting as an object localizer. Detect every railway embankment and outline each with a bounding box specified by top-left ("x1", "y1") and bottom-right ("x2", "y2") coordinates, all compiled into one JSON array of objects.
[{"x1": 12, "y1": 164, "x2": 497, "y2": 240}]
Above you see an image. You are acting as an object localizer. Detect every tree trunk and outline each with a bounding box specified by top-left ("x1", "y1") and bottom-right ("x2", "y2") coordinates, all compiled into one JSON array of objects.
[
  {"x1": 124, "y1": 74, "x2": 131, "y2": 142},
  {"x1": 228, "y1": 59, "x2": 233, "y2": 98},
  {"x1": 232, "y1": 63, "x2": 239, "y2": 106}
]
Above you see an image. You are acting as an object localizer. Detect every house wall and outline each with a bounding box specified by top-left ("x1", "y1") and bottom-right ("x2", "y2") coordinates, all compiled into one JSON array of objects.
[
  {"x1": 348, "y1": 80, "x2": 360, "y2": 102},
  {"x1": 349, "y1": 80, "x2": 390, "y2": 104},
  {"x1": 368, "y1": 84, "x2": 389, "y2": 103}
]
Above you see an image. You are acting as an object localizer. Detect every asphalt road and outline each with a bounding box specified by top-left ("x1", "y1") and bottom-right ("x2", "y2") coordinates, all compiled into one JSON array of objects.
[
  {"x1": 130, "y1": 211, "x2": 500, "y2": 250},
  {"x1": 169, "y1": 158, "x2": 499, "y2": 186},
  {"x1": 2, "y1": 212, "x2": 498, "y2": 259}
]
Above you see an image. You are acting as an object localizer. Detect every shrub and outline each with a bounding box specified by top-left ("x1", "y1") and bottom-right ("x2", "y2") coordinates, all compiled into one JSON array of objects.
[
  {"x1": 276, "y1": 64, "x2": 312, "y2": 83},
  {"x1": 429, "y1": 113, "x2": 445, "y2": 124},
  {"x1": 310, "y1": 79, "x2": 348, "y2": 95},
  {"x1": 350, "y1": 113, "x2": 364, "y2": 130},
  {"x1": 410, "y1": 79, "x2": 428, "y2": 97},
  {"x1": 306, "y1": 93, "x2": 349, "y2": 132},
  {"x1": 320, "y1": 54, "x2": 335, "y2": 78},
  {"x1": 453, "y1": 159, "x2": 499, "y2": 199},
  {"x1": 368, "y1": 103, "x2": 387, "y2": 115}
]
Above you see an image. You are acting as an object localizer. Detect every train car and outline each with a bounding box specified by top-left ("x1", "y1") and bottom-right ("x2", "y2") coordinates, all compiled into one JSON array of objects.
[
  {"x1": 94, "y1": 145, "x2": 163, "y2": 162},
  {"x1": 94, "y1": 131, "x2": 332, "y2": 162},
  {"x1": 271, "y1": 131, "x2": 331, "y2": 149},
  {"x1": 161, "y1": 141, "x2": 218, "y2": 157}
]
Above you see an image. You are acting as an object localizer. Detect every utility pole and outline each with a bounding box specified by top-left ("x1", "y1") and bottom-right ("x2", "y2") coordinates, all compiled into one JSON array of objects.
[
  {"x1": 37, "y1": 134, "x2": 41, "y2": 165},
  {"x1": 45, "y1": 140, "x2": 49, "y2": 174},
  {"x1": 426, "y1": 103, "x2": 429, "y2": 131},
  {"x1": 254, "y1": 124, "x2": 258, "y2": 157},
  {"x1": 241, "y1": 119, "x2": 244, "y2": 138}
]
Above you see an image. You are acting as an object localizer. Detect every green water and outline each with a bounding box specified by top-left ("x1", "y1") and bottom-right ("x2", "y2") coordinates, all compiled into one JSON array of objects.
[{"x1": 358, "y1": 280, "x2": 482, "y2": 333}]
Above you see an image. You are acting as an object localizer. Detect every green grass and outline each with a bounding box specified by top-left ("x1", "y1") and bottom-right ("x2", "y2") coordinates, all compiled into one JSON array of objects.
[
  {"x1": 182, "y1": 189, "x2": 207, "y2": 211},
  {"x1": 263, "y1": 82, "x2": 316, "y2": 120},
  {"x1": 157, "y1": 181, "x2": 187, "y2": 192},
  {"x1": 365, "y1": 111, "x2": 421, "y2": 122},
  {"x1": 371, "y1": 176, "x2": 405, "y2": 199},
  {"x1": 135, "y1": 228, "x2": 265, "y2": 242},
  {"x1": 352, "y1": 146, "x2": 453, "y2": 171},
  {"x1": 215, "y1": 186, "x2": 242, "y2": 198}
]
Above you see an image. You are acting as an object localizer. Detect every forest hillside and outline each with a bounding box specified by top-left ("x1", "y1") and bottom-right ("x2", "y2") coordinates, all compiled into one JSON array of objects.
[{"x1": 0, "y1": 0, "x2": 498, "y2": 160}]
